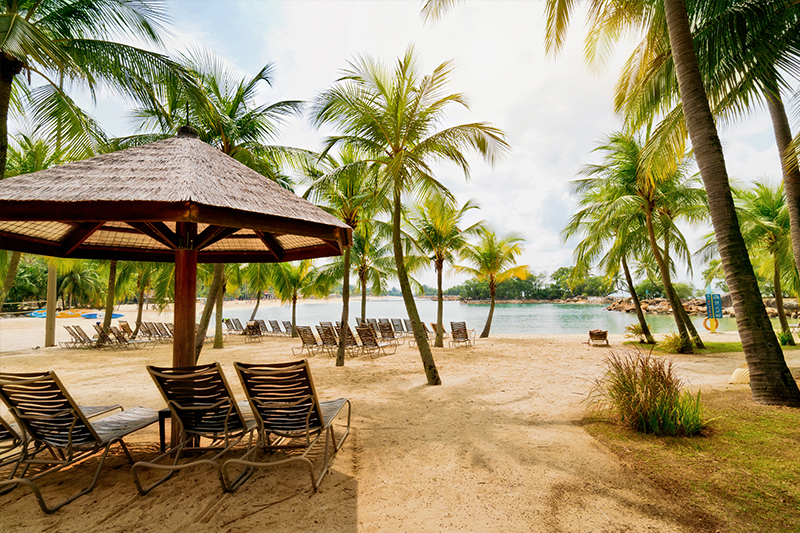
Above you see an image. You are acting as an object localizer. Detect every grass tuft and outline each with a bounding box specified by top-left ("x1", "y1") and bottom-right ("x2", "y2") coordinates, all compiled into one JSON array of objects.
[{"x1": 588, "y1": 350, "x2": 704, "y2": 436}]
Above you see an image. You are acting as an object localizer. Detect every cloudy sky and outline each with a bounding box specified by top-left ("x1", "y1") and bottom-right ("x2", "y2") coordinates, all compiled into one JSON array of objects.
[{"x1": 73, "y1": 0, "x2": 784, "y2": 290}]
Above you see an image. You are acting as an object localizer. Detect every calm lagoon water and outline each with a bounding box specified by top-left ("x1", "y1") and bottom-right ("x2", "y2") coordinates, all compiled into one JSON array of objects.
[{"x1": 215, "y1": 298, "x2": 740, "y2": 336}]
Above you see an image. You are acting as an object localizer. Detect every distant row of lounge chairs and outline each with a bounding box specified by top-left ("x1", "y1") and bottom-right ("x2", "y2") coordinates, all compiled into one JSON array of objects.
[
  {"x1": 0, "y1": 359, "x2": 350, "y2": 514},
  {"x1": 291, "y1": 319, "x2": 477, "y2": 357}
]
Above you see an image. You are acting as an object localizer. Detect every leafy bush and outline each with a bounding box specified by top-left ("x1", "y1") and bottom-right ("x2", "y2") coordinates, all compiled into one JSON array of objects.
[
  {"x1": 588, "y1": 351, "x2": 704, "y2": 436},
  {"x1": 658, "y1": 331, "x2": 691, "y2": 353},
  {"x1": 776, "y1": 330, "x2": 793, "y2": 346},
  {"x1": 624, "y1": 322, "x2": 649, "y2": 343}
]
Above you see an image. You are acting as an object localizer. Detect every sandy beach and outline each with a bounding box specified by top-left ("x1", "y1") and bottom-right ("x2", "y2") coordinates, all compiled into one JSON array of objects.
[{"x1": 0, "y1": 307, "x2": 794, "y2": 532}]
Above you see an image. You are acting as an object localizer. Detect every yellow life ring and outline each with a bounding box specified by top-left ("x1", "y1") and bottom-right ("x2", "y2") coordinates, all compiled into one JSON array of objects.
[{"x1": 703, "y1": 318, "x2": 719, "y2": 332}]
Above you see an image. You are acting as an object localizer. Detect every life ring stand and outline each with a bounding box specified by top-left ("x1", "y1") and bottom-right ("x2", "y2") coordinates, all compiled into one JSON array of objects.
[{"x1": 703, "y1": 317, "x2": 719, "y2": 332}]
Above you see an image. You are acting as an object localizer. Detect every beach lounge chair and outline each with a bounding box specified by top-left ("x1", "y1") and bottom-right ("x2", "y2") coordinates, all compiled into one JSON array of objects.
[
  {"x1": 243, "y1": 321, "x2": 263, "y2": 343},
  {"x1": 431, "y1": 322, "x2": 450, "y2": 339},
  {"x1": 292, "y1": 326, "x2": 322, "y2": 356},
  {"x1": 317, "y1": 324, "x2": 339, "y2": 356},
  {"x1": 70, "y1": 325, "x2": 99, "y2": 348},
  {"x1": 131, "y1": 363, "x2": 257, "y2": 495},
  {"x1": 269, "y1": 320, "x2": 287, "y2": 337},
  {"x1": 0, "y1": 371, "x2": 157, "y2": 513},
  {"x1": 232, "y1": 318, "x2": 246, "y2": 333},
  {"x1": 334, "y1": 323, "x2": 361, "y2": 356},
  {"x1": 449, "y1": 322, "x2": 476, "y2": 348},
  {"x1": 391, "y1": 318, "x2": 408, "y2": 337},
  {"x1": 283, "y1": 320, "x2": 296, "y2": 337},
  {"x1": 60, "y1": 325, "x2": 84, "y2": 348},
  {"x1": 378, "y1": 321, "x2": 403, "y2": 346},
  {"x1": 110, "y1": 326, "x2": 156, "y2": 349},
  {"x1": 588, "y1": 329, "x2": 609, "y2": 346},
  {"x1": 223, "y1": 360, "x2": 351, "y2": 492},
  {"x1": 118, "y1": 320, "x2": 136, "y2": 339},
  {"x1": 255, "y1": 319, "x2": 269, "y2": 336},
  {"x1": 356, "y1": 325, "x2": 397, "y2": 357}
]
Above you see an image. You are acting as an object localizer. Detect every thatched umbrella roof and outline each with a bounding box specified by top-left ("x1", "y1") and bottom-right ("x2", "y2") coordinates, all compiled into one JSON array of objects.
[
  {"x1": 0, "y1": 128, "x2": 351, "y2": 374},
  {"x1": 0, "y1": 129, "x2": 351, "y2": 261}
]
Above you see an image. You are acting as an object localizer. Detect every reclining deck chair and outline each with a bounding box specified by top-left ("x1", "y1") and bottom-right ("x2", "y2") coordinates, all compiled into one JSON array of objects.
[
  {"x1": 292, "y1": 326, "x2": 322, "y2": 356},
  {"x1": 378, "y1": 321, "x2": 404, "y2": 346},
  {"x1": 131, "y1": 363, "x2": 256, "y2": 495},
  {"x1": 449, "y1": 322, "x2": 476, "y2": 348},
  {"x1": 223, "y1": 360, "x2": 350, "y2": 492},
  {"x1": 356, "y1": 325, "x2": 397, "y2": 357},
  {"x1": 269, "y1": 320, "x2": 287, "y2": 337},
  {"x1": 0, "y1": 371, "x2": 157, "y2": 513}
]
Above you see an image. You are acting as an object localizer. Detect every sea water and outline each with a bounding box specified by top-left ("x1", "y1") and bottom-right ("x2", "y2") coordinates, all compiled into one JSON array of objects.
[{"x1": 213, "y1": 298, "x2": 741, "y2": 335}]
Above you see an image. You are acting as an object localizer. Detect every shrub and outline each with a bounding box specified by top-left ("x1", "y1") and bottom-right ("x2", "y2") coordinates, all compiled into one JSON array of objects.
[
  {"x1": 588, "y1": 351, "x2": 704, "y2": 436},
  {"x1": 624, "y1": 322, "x2": 649, "y2": 343},
  {"x1": 658, "y1": 331, "x2": 690, "y2": 353},
  {"x1": 776, "y1": 330, "x2": 793, "y2": 346}
]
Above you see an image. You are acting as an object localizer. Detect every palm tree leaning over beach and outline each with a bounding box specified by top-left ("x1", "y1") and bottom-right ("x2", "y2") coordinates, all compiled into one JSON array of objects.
[
  {"x1": 311, "y1": 47, "x2": 509, "y2": 385},
  {"x1": 405, "y1": 196, "x2": 484, "y2": 347},
  {"x1": 456, "y1": 229, "x2": 529, "y2": 338},
  {"x1": 303, "y1": 147, "x2": 380, "y2": 365}
]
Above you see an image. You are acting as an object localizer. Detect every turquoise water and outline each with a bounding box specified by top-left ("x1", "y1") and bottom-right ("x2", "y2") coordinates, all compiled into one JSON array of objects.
[{"x1": 215, "y1": 298, "x2": 742, "y2": 335}]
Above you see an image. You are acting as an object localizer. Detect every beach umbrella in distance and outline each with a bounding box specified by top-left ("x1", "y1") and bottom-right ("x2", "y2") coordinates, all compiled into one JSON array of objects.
[{"x1": 0, "y1": 126, "x2": 352, "y2": 370}]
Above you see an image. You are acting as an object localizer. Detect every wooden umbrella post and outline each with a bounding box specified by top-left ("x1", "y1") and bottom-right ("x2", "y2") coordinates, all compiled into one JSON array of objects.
[{"x1": 173, "y1": 222, "x2": 197, "y2": 369}]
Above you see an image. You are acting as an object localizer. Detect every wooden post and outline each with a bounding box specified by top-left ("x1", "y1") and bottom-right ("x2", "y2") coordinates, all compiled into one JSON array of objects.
[
  {"x1": 173, "y1": 222, "x2": 197, "y2": 368},
  {"x1": 172, "y1": 224, "x2": 197, "y2": 446}
]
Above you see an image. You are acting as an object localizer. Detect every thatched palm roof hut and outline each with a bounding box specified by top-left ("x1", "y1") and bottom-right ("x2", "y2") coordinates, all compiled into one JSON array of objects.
[{"x1": 0, "y1": 128, "x2": 351, "y2": 368}]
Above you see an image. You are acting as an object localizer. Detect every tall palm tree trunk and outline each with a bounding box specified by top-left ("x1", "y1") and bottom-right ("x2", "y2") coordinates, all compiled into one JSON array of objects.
[
  {"x1": 764, "y1": 82, "x2": 800, "y2": 279},
  {"x1": 480, "y1": 282, "x2": 496, "y2": 338},
  {"x1": 665, "y1": 0, "x2": 800, "y2": 405},
  {"x1": 645, "y1": 211, "x2": 693, "y2": 352},
  {"x1": 0, "y1": 251, "x2": 21, "y2": 312},
  {"x1": 196, "y1": 263, "x2": 224, "y2": 361},
  {"x1": 393, "y1": 191, "x2": 441, "y2": 385},
  {"x1": 360, "y1": 271, "x2": 368, "y2": 320},
  {"x1": 133, "y1": 285, "x2": 146, "y2": 338},
  {"x1": 214, "y1": 280, "x2": 224, "y2": 349},
  {"x1": 249, "y1": 292, "x2": 261, "y2": 321},
  {"x1": 435, "y1": 260, "x2": 444, "y2": 347},
  {"x1": 663, "y1": 236, "x2": 704, "y2": 349},
  {"x1": 773, "y1": 259, "x2": 795, "y2": 345},
  {"x1": 291, "y1": 295, "x2": 298, "y2": 337},
  {"x1": 101, "y1": 260, "x2": 118, "y2": 344},
  {"x1": 0, "y1": 57, "x2": 23, "y2": 179},
  {"x1": 336, "y1": 247, "x2": 351, "y2": 366},
  {"x1": 622, "y1": 256, "x2": 655, "y2": 344}
]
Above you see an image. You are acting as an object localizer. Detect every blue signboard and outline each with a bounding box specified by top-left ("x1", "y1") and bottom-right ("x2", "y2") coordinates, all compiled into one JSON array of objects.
[{"x1": 706, "y1": 293, "x2": 723, "y2": 319}]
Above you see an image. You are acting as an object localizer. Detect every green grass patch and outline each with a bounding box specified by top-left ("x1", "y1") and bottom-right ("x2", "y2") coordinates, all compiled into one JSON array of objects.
[
  {"x1": 584, "y1": 389, "x2": 800, "y2": 533},
  {"x1": 623, "y1": 340, "x2": 800, "y2": 355}
]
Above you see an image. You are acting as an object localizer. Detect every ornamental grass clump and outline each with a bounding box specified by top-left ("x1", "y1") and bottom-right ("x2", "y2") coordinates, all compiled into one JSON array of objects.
[{"x1": 588, "y1": 351, "x2": 704, "y2": 436}]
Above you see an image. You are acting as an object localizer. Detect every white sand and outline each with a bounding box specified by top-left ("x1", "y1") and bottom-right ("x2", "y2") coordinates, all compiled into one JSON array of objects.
[{"x1": 0, "y1": 313, "x2": 794, "y2": 532}]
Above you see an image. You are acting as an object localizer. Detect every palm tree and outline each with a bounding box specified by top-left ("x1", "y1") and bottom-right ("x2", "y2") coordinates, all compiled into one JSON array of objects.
[
  {"x1": 577, "y1": 131, "x2": 706, "y2": 352},
  {"x1": 405, "y1": 196, "x2": 484, "y2": 347},
  {"x1": 269, "y1": 260, "x2": 330, "y2": 337},
  {"x1": 303, "y1": 147, "x2": 379, "y2": 365},
  {"x1": 563, "y1": 177, "x2": 656, "y2": 344},
  {"x1": 311, "y1": 48, "x2": 509, "y2": 385},
  {"x1": 244, "y1": 263, "x2": 274, "y2": 321},
  {"x1": 735, "y1": 182, "x2": 797, "y2": 344},
  {"x1": 456, "y1": 229, "x2": 529, "y2": 338}
]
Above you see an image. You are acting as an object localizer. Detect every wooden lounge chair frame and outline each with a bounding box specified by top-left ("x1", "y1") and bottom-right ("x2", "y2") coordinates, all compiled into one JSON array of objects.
[
  {"x1": 589, "y1": 329, "x2": 609, "y2": 346},
  {"x1": 223, "y1": 360, "x2": 351, "y2": 492},
  {"x1": 378, "y1": 322, "x2": 404, "y2": 346},
  {"x1": 60, "y1": 325, "x2": 86, "y2": 348},
  {"x1": 292, "y1": 326, "x2": 322, "y2": 356},
  {"x1": 71, "y1": 325, "x2": 99, "y2": 348},
  {"x1": 449, "y1": 322, "x2": 476, "y2": 348},
  {"x1": 283, "y1": 320, "x2": 296, "y2": 337},
  {"x1": 335, "y1": 324, "x2": 362, "y2": 356},
  {"x1": 0, "y1": 371, "x2": 157, "y2": 513},
  {"x1": 356, "y1": 325, "x2": 397, "y2": 357},
  {"x1": 131, "y1": 363, "x2": 256, "y2": 495},
  {"x1": 391, "y1": 318, "x2": 409, "y2": 338},
  {"x1": 269, "y1": 320, "x2": 288, "y2": 337},
  {"x1": 316, "y1": 324, "x2": 338, "y2": 356}
]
